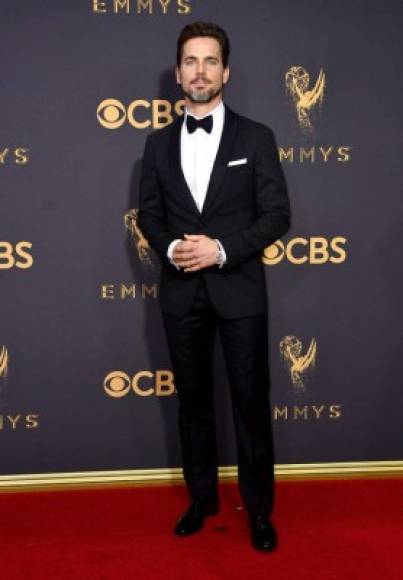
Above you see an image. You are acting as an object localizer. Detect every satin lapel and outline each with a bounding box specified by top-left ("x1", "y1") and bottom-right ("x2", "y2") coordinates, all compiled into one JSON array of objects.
[
  {"x1": 168, "y1": 115, "x2": 200, "y2": 216},
  {"x1": 201, "y1": 105, "x2": 238, "y2": 218}
]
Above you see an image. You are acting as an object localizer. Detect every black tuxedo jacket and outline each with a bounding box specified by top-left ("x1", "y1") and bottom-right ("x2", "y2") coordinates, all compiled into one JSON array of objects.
[{"x1": 138, "y1": 104, "x2": 291, "y2": 319}]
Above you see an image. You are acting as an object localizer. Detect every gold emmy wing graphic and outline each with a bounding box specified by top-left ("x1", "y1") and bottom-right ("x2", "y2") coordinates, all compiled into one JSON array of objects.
[
  {"x1": 285, "y1": 66, "x2": 326, "y2": 132},
  {"x1": 124, "y1": 208, "x2": 154, "y2": 266},
  {"x1": 0, "y1": 346, "x2": 9, "y2": 380},
  {"x1": 280, "y1": 336, "x2": 317, "y2": 390}
]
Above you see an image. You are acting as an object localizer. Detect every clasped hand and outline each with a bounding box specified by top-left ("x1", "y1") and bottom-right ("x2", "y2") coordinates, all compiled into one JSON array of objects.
[{"x1": 173, "y1": 234, "x2": 218, "y2": 272}]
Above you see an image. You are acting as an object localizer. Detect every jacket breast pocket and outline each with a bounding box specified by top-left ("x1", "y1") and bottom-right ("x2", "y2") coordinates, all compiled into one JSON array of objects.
[{"x1": 224, "y1": 161, "x2": 252, "y2": 191}]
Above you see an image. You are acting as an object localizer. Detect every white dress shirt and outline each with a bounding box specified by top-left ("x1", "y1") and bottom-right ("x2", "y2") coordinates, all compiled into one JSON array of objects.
[{"x1": 167, "y1": 100, "x2": 227, "y2": 269}]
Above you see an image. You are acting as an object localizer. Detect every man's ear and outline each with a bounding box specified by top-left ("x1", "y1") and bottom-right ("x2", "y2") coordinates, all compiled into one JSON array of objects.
[
  {"x1": 175, "y1": 66, "x2": 181, "y2": 85},
  {"x1": 223, "y1": 66, "x2": 230, "y2": 85}
]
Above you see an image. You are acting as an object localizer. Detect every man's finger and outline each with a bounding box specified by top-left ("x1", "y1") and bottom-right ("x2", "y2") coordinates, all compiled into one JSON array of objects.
[
  {"x1": 173, "y1": 251, "x2": 198, "y2": 263},
  {"x1": 178, "y1": 257, "x2": 198, "y2": 267},
  {"x1": 175, "y1": 241, "x2": 194, "y2": 252},
  {"x1": 184, "y1": 234, "x2": 204, "y2": 241},
  {"x1": 174, "y1": 248, "x2": 193, "y2": 257},
  {"x1": 174, "y1": 245, "x2": 196, "y2": 256},
  {"x1": 184, "y1": 260, "x2": 209, "y2": 272}
]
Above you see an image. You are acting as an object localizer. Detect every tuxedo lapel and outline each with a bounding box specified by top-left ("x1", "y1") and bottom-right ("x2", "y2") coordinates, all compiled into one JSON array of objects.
[{"x1": 201, "y1": 105, "x2": 238, "y2": 218}]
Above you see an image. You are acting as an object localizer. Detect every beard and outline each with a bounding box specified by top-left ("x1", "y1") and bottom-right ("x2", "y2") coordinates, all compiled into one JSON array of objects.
[{"x1": 183, "y1": 82, "x2": 223, "y2": 103}]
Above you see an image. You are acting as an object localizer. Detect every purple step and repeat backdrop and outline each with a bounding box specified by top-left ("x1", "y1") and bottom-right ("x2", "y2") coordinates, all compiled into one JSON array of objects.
[{"x1": 1, "y1": 0, "x2": 402, "y2": 476}]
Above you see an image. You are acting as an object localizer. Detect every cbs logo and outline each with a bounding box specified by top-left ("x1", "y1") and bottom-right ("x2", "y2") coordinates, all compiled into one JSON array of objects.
[
  {"x1": 0, "y1": 242, "x2": 33, "y2": 269},
  {"x1": 97, "y1": 99, "x2": 185, "y2": 130},
  {"x1": 104, "y1": 370, "x2": 176, "y2": 398},
  {"x1": 262, "y1": 236, "x2": 347, "y2": 265}
]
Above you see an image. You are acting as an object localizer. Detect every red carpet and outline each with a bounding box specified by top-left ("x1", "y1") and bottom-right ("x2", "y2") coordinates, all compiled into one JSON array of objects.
[{"x1": 0, "y1": 478, "x2": 402, "y2": 579}]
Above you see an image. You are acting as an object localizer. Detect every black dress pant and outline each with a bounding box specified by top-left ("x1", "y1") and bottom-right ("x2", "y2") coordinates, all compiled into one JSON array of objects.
[{"x1": 162, "y1": 275, "x2": 275, "y2": 517}]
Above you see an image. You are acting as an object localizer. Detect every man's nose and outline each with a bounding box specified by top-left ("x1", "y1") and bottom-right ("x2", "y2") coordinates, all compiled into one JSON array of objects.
[{"x1": 196, "y1": 61, "x2": 205, "y2": 75}]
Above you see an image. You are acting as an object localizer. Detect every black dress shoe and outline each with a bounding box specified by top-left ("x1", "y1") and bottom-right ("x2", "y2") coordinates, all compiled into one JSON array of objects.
[
  {"x1": 248, "y1": 514, "x2": 278, "y2": 552},
  {"x1": 174, "y1": 496, "x2": 220, "y2": 536}
]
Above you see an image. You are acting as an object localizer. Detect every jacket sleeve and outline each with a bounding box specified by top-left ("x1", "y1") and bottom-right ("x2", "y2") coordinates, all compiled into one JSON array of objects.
[
  {"x1": 219, "y1": 128, "x2": 291, "y2": 271},
  {"x1": 137, "y1": 134, "x2": 176, "y2": 265}
]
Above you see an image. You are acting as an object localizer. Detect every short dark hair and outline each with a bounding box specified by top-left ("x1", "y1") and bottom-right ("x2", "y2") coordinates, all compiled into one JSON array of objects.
[{"x1": 176, "y1": 21, "x2": 230, "y2": 68}]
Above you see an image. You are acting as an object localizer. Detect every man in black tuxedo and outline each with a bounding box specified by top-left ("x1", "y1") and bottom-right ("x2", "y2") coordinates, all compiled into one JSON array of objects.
[{"x1": 138, "y1": 22, "x2": 290, "y2": 551}]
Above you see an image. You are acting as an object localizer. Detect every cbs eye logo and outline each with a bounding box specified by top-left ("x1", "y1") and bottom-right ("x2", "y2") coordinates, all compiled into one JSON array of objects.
[
  {"x1": 262, "y1": 236, "x2": 347, "y2": 266},
  {"x1": 97, "y1": 99, "x2": 126, "y2": 129},
  {"x1": 104, "y1": 370, "x2": 176, "y2": 397},
  {"x1": 0, "y1": 242, "x2": 33, "y2": 269},
  {"x1": 97, "y1": 98, "x2": 185, "y2": 130}
]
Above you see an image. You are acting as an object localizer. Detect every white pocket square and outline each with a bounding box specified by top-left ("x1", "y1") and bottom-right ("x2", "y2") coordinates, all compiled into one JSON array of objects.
[{"x1": 227, "y1": 158, "x2": 247, "y2": 166}]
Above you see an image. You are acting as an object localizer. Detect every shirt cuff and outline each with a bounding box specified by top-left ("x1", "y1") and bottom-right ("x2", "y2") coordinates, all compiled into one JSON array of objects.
[
  {"x1": 215, "y1": 239, "x2": 227, "y2": 268},
  {"x1": 167, "y1": 239, "x2": 182, "y2": 270}
]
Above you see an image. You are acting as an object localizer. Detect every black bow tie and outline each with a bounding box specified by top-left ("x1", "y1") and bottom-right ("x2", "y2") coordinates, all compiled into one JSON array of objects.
[{"x1": 186, "y1": 114, "x2": 213, "y2": 134}]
